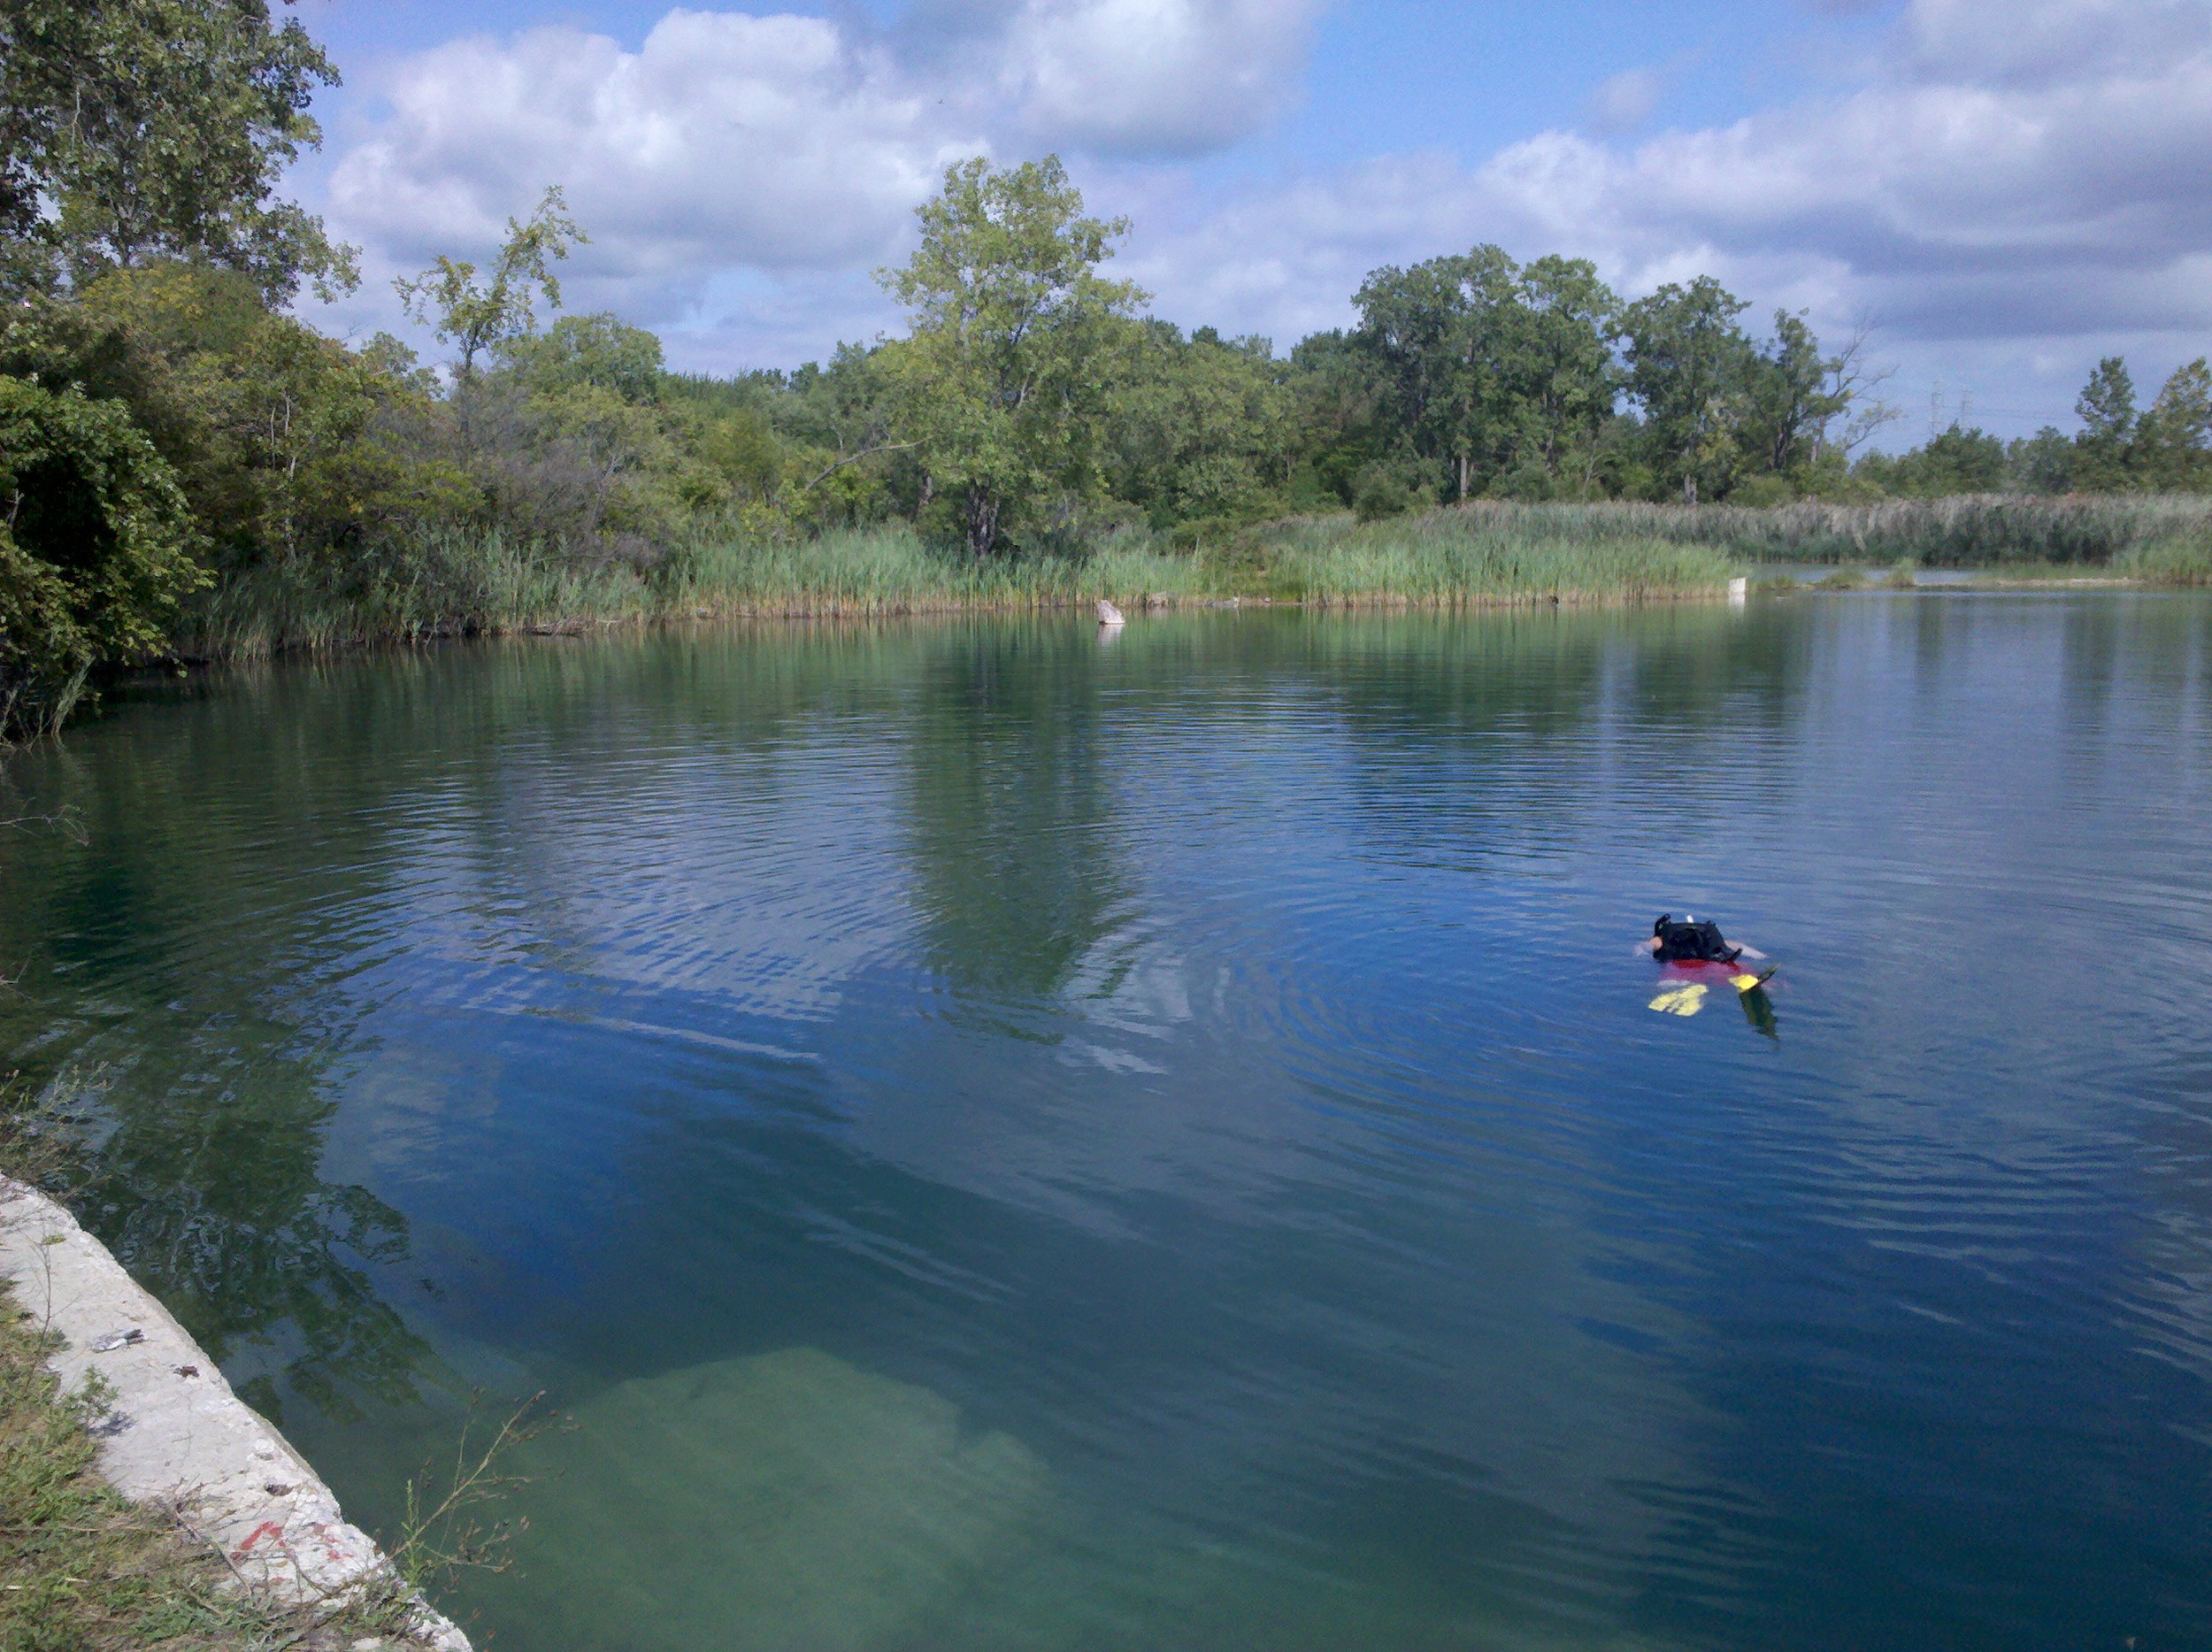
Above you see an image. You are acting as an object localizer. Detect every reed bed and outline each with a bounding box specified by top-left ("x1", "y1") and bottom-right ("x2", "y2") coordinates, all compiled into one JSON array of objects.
[
  {"x1": 1254, "y1": 513, "x2": 1734, "y2": 604},
  {"x1": 180, "y1": 496, "x2": 2212, "y2": 658},
  {"x1": 2113, "y1": 534, "x2": 2212, "y2": 584},
  {"x1": 1440, "y1": 496, "x2": 2212, "y2": 566},
  {"x1": 186, "y1": 515, "x2": 1738, "y2": 656}
]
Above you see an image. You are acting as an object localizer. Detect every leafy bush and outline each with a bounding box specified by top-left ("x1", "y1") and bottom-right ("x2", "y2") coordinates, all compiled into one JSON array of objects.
[{"x1": 0, "y1": 375, "x2": 200, "y2": 738}]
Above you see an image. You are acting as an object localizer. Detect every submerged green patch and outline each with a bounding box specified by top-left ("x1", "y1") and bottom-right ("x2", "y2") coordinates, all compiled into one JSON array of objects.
[{"x1": 484, "y1": 1348, "x2": 1046, "y2": 1652}]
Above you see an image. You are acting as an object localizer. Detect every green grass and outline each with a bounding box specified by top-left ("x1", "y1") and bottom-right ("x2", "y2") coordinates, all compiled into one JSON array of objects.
[
  {"x1": 1, "y1": 1289, "x2": 244, "y2": 1650},
  {"x1": 0, "y1": 1281, "x2": 443, "y2": 1650},
  {"x1": 177, "y1": 496, "x2": 2212, "y2": 659},
  {"x1": 1248, "y1": 513, "x2": 1734, "y2": 604},
  {"x1": 187, "y1": 533, "x2": 656, "y2": 657},
  {"x1": 2115, "y1": 533, "x2": 2212, "y2": 584},
  {"x1": 184, "y1": 511, "x2": 1739, "y2": 657},
  {"x1": 1439, "y1": 495, "x2": 2212, "y2": 566},
  {"x1": 0, "y1": 1078, "x2": 438, "y2": 1650}
]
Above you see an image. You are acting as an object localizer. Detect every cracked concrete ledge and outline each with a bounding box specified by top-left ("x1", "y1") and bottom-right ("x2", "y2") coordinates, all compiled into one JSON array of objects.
[{"x1": 0, "y1": 1178, "x2": 471, "y2": 1651}]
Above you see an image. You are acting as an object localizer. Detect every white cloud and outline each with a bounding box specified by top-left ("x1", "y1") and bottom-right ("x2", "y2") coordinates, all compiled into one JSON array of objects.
[
  {"x1": 1899, "y1": 0, "x2": 2210, "y2": 83},
  {"x1": 1580, "y1": 52, "x2": 1705, "y2": 140},
  {"x1": 1114, "y1": 0, "x2": 2212, "y2": 432},
  {"x1": 997, "y1": 0, "x2": 1319, "y2": 154},
  {"x1": 319, "y1": 1, "x2": 1322, "y2": 355},
  {"x1": 329, "y1": 12, "x2": 971, "y2": 280},
  {"x1": 311, "y1": 0, "x2": 2212, "y2": 428}
]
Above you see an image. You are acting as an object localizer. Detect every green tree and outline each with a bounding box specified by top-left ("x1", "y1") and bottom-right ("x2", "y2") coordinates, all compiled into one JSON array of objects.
[
  {"x1": 10, "y1": 264, "x2": 400, "y2": 568},
  {"x1": 495, "y1": 311, "x2": 664, "y2": 404},
  {"x1": 0, "y1": 374, "x2": 200, "y2": 738},
  {"x1": 1283, "y1": 327, "x2": 1393, "y2": 511},
  {"x1": 0, "y1": 0, "x2": 354, "y2": 301},
  {"x1": 2009, "y1": 426, "x2": 2077, "y2": 495},
  {"x1": 1105, "y1": 322, "x2": 1293, "y2": 526},
  {"x1": 1743, "y1": 311, "x2": 1847, "y2": 482},
  {"x1": 1510, "y1": 255, "x2": 1621, "y2": 494},
  {"x1": 1356, "y1": 246, "x2": 1551, "y2": 502},
  {"x1": 2133, "y1": 358, "x2": 2212, "y2": 491},
  {"x1": 1857, "y1": 423, "x2": 2009, "y2": 496},
  {"x1": 396, "y1": 187, "x2": 588, "y2": 379},
  {"x1": 2071, "y1": 356, "x2": 2138, "y2": 490},
  {"x1": 1623, "y1": 277, "x2": 1755, "y2": 503},
  {"x1": 879, "y1": 156, "x2": 1146, "y2": 558}
]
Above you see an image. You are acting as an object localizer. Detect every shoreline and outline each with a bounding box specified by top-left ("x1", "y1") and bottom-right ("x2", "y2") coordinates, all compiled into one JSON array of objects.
[
  {"x1": 165, "y1": 580, "x2": 1743, "y2": 662},
  {"x1": 0, "y1": 1178, "x2": 471, "y2": 1650}
]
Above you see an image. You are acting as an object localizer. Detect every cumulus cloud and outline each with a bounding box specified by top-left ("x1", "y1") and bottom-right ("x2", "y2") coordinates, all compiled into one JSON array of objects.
[
  {"x1": 1118, "y1": 0, "x2": 2212, "y2": 428},
  {"x1": 329, "y1": 13, "x2": 968, "y2": 283},
  {"x1": 312, "y1": 0, "x2": 2212, "y2": 426},
  {"x1": 321, "y1": 0, "x2": 1322, "y2": 342},
  {"x1": 995, "y1": 0, "x2": 1319, "y2": 154}
]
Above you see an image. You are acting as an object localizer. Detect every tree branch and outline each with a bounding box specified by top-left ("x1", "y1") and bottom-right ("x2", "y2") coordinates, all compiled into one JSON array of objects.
[{"x1": 796, "y1": 442, "x2": 920, "y2": 493}]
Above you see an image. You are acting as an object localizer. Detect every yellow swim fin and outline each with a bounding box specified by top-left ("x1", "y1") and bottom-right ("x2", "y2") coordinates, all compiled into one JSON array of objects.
[{"x1": 1649, "y1": 984, "x2": 1709, "y2": 1017}]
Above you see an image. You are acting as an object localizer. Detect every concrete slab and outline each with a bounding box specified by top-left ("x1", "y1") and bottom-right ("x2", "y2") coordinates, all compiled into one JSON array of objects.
[{"x1": 0, "y1": 1177, "x2": 470, "y2": 1651}]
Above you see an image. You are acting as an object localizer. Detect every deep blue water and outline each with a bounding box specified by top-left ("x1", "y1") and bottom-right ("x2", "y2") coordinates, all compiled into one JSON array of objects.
[{"x1": 3, "y1": 595, "x2": 2210, "y2": 1650}]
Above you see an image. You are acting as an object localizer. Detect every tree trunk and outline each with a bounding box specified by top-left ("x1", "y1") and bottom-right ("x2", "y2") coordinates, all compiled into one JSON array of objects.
[
  {"x1": 1457, "y1": 452, "x2": 1470, "y2": 502},
  {"x1": 1682, "y1": 473, "x2": 1699, "y2": 506},
  {"x1": 964, "y1": 486, "x2": 1001, "y2": 561}
]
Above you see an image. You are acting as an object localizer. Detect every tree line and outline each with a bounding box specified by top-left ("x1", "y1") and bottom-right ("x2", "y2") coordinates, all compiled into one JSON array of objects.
[{"x1": 4, "y1": 2, "x2": 2210, "y2": 740}]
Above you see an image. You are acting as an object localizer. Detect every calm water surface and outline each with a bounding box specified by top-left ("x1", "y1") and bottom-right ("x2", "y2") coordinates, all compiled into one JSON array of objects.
[{"x1": 4, "y1": 596, "x2": 2211, "y2": 1651}]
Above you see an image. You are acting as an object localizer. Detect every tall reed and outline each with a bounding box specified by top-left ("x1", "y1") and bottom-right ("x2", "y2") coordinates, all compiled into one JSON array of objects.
[
  {"x1": 1442, "y1": 496, "x2": 2212, "y2": 566},
  {"x1": 183, "y1": 495, "x2": 2211, "y2": 660}
]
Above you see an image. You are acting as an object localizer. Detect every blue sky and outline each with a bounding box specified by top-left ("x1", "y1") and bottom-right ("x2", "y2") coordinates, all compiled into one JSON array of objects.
[{"x1": 290, "y1": 0, "x2": 2212, "y2": 442}]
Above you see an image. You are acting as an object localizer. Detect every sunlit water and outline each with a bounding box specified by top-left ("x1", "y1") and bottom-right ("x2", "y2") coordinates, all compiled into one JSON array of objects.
[{"x1": 4, "y1": 596, "x2": 2211, "y2": 1651}]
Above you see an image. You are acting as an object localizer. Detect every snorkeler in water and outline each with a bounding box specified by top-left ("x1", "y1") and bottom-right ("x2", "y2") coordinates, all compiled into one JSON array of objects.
[{"x1": 1636, "y1": 913, "x2": 1769, "y2": 964}]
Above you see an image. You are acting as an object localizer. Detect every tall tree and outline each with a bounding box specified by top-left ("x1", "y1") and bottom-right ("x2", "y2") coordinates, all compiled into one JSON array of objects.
[
  {"x1": 1105, "y1": 321, "x2": 1293, "y2": 526},
  {"x1": 2133, "y1": 359, "x2": 2212, "y2": 491},
  {"x1": 0, "y1": 375, "x2": 200, "y2": 738},
  {"x1": 1743, "y1": 311, "x2": 1847, "y2": 480},
  {"x1": 1510, "y1": 256, "x2": 1620, "y2": 491},
  {"x1": 879, "y1": 156, "x2": 1145, "y2": 558},
  {"x1": 2071, "y1": 356, "x2": 2138, "y2": 491},
  {"x1": 1623, "y1": 277, "x2": 1755, "y2": 503},
  {"x1": 1354, "y1": 246, "x2": 1527, "y2": 501},
  {"x1": 0, "y1": 0, "x2": 354, "y2": 301}
]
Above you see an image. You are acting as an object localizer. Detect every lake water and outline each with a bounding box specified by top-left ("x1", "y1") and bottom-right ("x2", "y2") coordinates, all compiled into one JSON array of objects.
[{"x1": 4, "y1": 595, "x2": 2211, "y2": 1651}]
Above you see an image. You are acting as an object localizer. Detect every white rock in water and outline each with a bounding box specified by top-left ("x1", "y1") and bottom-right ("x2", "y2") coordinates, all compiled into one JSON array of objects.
[{"x1": 1096, "y1": 599, "x2": 1126, "y2": 626}]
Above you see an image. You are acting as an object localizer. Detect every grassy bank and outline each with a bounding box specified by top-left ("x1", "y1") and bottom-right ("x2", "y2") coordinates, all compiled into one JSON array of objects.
[
  {"x1": 1434, "y1": 495, "x2": 2212, "y2": 567},
  {"x1": 0, "y1": 1279, "x2": 446, "y2": 1651},
  {"x1": 0, "y1": 1083, "x2": 434, "y2": 1651},
  {"x1": 2116, "y1": 533, "x2": 2212, "y2": 584},
  {"x1": 171, "y1": 496, "x2": 2212, "y2": 660},
  {"x1": 1, "y1": 1287, "x2": 275, "y2": 1650},
  {"x1": 181, "y1": 511, "x2": 1739, "y2": 657}
]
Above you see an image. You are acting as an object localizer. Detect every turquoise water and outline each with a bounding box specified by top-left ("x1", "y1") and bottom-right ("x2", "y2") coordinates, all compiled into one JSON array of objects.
[{"x1": 3, "y1": 596, "x2": 2210, "y2": 1649}]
